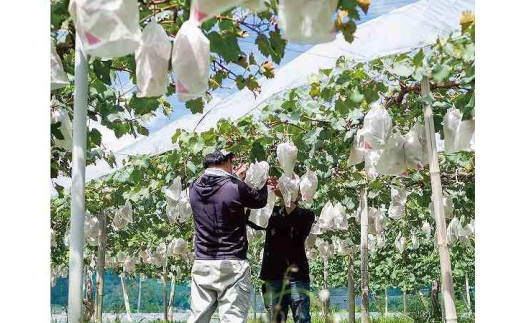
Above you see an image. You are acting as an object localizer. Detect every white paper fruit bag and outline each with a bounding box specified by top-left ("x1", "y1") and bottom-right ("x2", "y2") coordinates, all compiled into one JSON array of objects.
[
  {"x1": 169, "y1": 238, "x2": 188, "y2": 256},
  {"x1": 124, "y1": 257, "x2": 136, "y2": 273},
  {"x1": 136, "y1": 21, "x2": 172, "y2": 98},
  {"x1": 278, "y1": 0, "x2": 337, "y2": 44},
  {"x1": 456, "y1": 119, "x2": 475, "y2": 152},
  {"x1": 376, "y1": 130, "x2": 406, "y2": 175},
  {"x1": 368, "y1": 234, "x2": 377, "y2": 253},
  {"x1": 348, "y1": 129, "x2": 365, "y2": 166},
  {"x1": 429, "y1": 196, "x2": 453, "y2": 220},
  {"x1": 333, "y1": 203, "x2": 349, "y2": 230},
  {"x1": 300, "y1": 170, "x2": 318, "y2": 202},
  {"x1": 443, "y1": 108, "x2": 463, "y2": 153},
  {"x1": 316, "y1": 238, "x2": 332, "y2": 260},
  {"x1": 164, "y1": 176, "x2": 182, "y2": 203},
  {"x1": 411, "y1": 123, "x2": 429, "y2": 165},
  {"x1": 250, "y1": 189, "x2": 276, "y2": 227},
  {"x1": 411, "y1": 232, "x2": 420, "y2": 250},
  {"x1": 367, "y1": 207, "x2": 377, "y2": 235},
  {"x1": 395, "y1": 232, "x2": 406, "y2": 253},
  {"x1": 404, "y1": 128, "x2": 424, "y2": 170},
  {"x1": 244, "y1": 0, "x2": 268, "y2": 12},
  {"x1": 190, "y1": 0, "x2": 243, "y2": 24},
  {"x1": 374, "y1": 207, "x2": 386, "y2": 235},
  {"x1": 305, "y1": 233, "x2": 317, "y2": 249},
  {"x1": 447, "y1": 217, "x2": 462, "y2": 245},
  {"x1": 113, "y1": 202, "x2": 133, "y2": 229},
  {"x1": 171, "y1": 20, "x2": 210, "y2": 102},
  {"x1": 318, "y1": 201, "x2": 335, "y2": 230},
  {"x1": 68, "y1": 0, "x2": 141, "y2": 58},
  {"x1": 333, "y1": 238, "x2": 354, "y2": 256},
  {"x1": 277, "y1": 142, "x2": 298, "y2": 177},
  {"x1": 364, "y1": 150, "x2": 382, "y2": 180},
  {"x1": 277, "y1": 174, "x2": 300, "y2": 207},
  {"x1": 422, "y1": 221, "x2": 432, "y2": 240},
  {"x1": 363, "y1": 105, "x2": 393, "y2": 150},
  {"x1": 388, "y1": 187, "x2": 406, "y2": 220},
  {"x1": 51, "y1": 41, "x2": 69, "y2": 90},
  {"x1": 51, "y1": 107, "x2": 73, "y2": 151},
  {"x1": 178, "y1": 191, "x2": 192, "y2": 223},
  {"x1": 245, "y1": 161, "x2": 270, "y2": 189},
  {"x1": 376, "y1": 233, "x2": 386, "y2": 248}
]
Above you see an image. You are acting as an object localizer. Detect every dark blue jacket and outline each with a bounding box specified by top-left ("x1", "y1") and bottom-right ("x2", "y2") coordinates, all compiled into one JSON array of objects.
[{"x1": 189, "y1": 171, "x2": 268, "y2": 260}]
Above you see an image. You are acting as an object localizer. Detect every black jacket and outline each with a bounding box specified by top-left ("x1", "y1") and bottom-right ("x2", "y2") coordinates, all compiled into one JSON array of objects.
[
  {"x1": 260, "y1": 206, "x2": 315, "y2": 282},
  {"x1": 189, "y1": 171, "x2": 268, "y2": 260}
]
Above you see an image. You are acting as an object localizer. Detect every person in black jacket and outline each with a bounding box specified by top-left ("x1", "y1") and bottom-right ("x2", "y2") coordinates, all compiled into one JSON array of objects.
[
  {"x1": 187, "y1": 150, "x2": 273, "y2": 323},
  {"x1": 260, "y1": 185, "x2": 315, "y2": 323}
]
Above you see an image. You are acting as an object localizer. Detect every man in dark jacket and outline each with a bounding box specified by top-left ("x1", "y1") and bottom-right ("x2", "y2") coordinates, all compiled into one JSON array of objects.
[
  {"x1": 187, "y1": 150, "x2": 269, "y2": 323},
  {"x1": 260, "y1": 187, "x2": 315, "y2": 323}
]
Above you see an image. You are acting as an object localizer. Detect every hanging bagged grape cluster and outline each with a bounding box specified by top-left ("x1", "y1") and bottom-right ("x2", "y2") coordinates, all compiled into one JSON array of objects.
[
  {"x1": 68, "y1": 0, "x2": 141, "y2": 58},
  {"x1": 168, "y1": 238, "x2": 189, "y2": 256},
  {"x1": 51, "y1": 104, "x2": 73, "y2": 151},
  {"x1": 245, "y1": 161, "x2": 270, "y2": 189},
  {"x1": 163, "y1": 176, "x2": 191, "y2": 224},
  {"x1": 444, "y1": 108, "x2": 475, "y2": 153},
  {"x1": 278, "y1": 0, "x2": 338, "y2": 44},
  {"x1": 51, "y1": 41, "x2": 68, "y2": 90},
  {"x1": 249, "y1": 189, "x2": 276, "y2": 228},
  {"x1": 135, "y1": 21, "x2": 172, "y2": 98},
  {"x1": 113, "y1": 201, "x2": 133, "y2": 229}
]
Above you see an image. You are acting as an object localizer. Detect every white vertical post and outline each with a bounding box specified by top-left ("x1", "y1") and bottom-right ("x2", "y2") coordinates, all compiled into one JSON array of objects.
[
  {"x1": 360, "y1": 188, "x2": 370, "y2": 323},
  {"x1": 137, "y1": 278, "x2": 142, "y2": 314},
  {"x1": 348, "y1": 255, "x2": 355, "y2": 323},
  {"x1": 465, "y1": 274, "x2": 472, "y2": 315},
  {"x1": 67, "y1": 32, "x2": 89, "y2": 323},
  {"x1": 421, "y1": 76, "x2": 458, "y2": 323},
  {"x1": 120, "y1": 273, "x2": 133, "y2": 322},
  {"x1": 385, "y1": 287, "x2": 388, "y2": 317},
  {"x1": 95, "y1": 211, "x2": 107, "y2": 323}
]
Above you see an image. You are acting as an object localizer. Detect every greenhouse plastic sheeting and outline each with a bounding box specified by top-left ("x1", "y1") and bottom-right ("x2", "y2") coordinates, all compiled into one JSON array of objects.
[{"x1": 51, "y1": 0, "x2": 474, "y2": 193}]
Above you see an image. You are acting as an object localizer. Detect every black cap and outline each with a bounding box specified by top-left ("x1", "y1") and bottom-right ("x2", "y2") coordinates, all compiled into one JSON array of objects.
[{"x1": 203, "y1": 150, "x2": 234, "y2": 168}]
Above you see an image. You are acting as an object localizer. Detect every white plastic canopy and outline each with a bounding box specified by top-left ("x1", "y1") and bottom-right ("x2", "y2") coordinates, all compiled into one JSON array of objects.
[{"x1": 54, "y1": 0, "x2": 474, "y2": 189}]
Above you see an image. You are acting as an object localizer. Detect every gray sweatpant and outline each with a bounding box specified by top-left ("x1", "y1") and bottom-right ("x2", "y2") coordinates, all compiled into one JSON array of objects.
[{"x1": 187, "y1": 259, "x2": 251, "y2": 323}]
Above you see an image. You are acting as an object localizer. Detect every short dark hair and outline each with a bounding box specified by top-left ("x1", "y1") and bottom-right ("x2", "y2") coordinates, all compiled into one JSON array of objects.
[{"x1": 203, "y1": 150, "x2": 234, "y2": 168}]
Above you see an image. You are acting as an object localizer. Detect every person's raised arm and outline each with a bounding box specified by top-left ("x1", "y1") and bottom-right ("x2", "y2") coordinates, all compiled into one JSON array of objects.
[{"x1": 238, "y1": 181, "x2": 268, "y2": 209}]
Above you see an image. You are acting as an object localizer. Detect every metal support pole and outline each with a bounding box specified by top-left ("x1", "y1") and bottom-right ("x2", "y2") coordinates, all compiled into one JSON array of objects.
[
  {"x1": 348, "y1": 255, "x2": 356, "y2": 323},
  {"x1": 137, "y1": 278, "x2": 142, "y2": 314},
  {"x1": 385, "y1": 287, "x2": 388, "y2": 317},
  {"x1": 95, "y1": 211, "x2": 107, "y2": 323},
  {"x1": 360, "y1": 188, "x2": 370, "y2": 323},
  {"x1": 67, "y1": 32, "x2": 89, "y2": 323},
  {"x1": 421, "y1": 76, "x2": 458, "y2": 323}
]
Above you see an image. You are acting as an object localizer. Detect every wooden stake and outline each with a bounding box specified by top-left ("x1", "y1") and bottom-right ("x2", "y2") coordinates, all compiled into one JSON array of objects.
[
  {"x1": 168, "y1": 273, "x2": 177, "y2": 321},
  {"x1": 253, "y1": 286, "x2": 257, "y2": 320},
  {"x1": 120, "y1": 273, "x2": 133, "y2": 322},
  {"x1": 421, "y1": 76, "x2": 458, "y2": 323},
  {"x1": 348, "y1": 255, "x2": 356, "y2": 323},
  {"x1": 161, "y1": 272, "x2": 168, "y2": 322},
  {"x1": 323, "y1": 259, "x2": 330, "y2": 320},
  {"x1": 95, "y1": 211, "x2": 107, "y2": 323},
  {"x1": 465, "y1": 274, "x2": 472, "y2": 316},
  {"x1": 360, "y1": 188, "x2": 370, "y2": 323}
]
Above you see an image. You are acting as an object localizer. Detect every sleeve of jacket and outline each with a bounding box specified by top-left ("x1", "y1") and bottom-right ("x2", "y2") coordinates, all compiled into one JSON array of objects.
[
  {"x1": 238, "y1": 181, "x2": 268, "y2": 209},
  {"x1": 298, "y1": 209, "x2": 316, "y2": 237}
]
